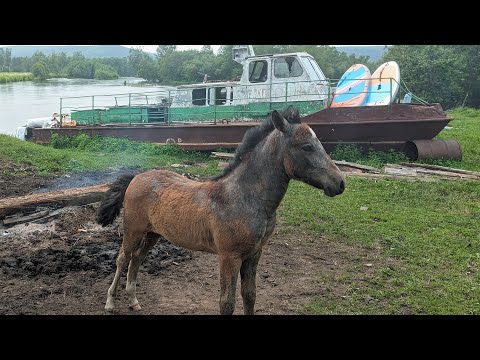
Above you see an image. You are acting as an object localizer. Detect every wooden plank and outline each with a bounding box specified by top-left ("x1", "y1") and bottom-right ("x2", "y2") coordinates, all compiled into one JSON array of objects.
[
  {"x1": 400, "y1": 162, "x2": 480, "y2": 177},
  {"x1": 211, "y1": 152, "x2": 234, "y2": 160},
  {"x1": 0, "y1": 183, "x2": 110, "y2": 219},
  {"x1": 383, "y1": 165, "x2": 418, "y2": 176},
  {"x1": 384, "y1": 164, "x2": 480, "y2": 181},
  {"x1": 2, "y1": 210, "x2": 50, "y2": 226},
  {"x1": 333, "y1": 160, "x2": 381, "y2": 173}
]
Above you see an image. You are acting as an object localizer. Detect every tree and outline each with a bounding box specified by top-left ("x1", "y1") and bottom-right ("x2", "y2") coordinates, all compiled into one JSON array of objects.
[
  {"x1": 382, "y1": 45, "x2": 466, "y2": 109},
  {"x1": 137, "y1": 58, "x2": 160, "y2": 82},
  {"x1": 5, "y1": 48, "x2": 11, "y2": 72},
  {"x1": 156, "y1": 45, "x2": 176, "y2": 59},
  {"x1": 0, "y1": 48, "x2": 4, "y2": 72},
  {"x1": 32, "y1": 61, "x2": 49, "y2": 80},
  {"x1": 128, "y1": 48, "x2": 151, "y2": 76},
  {"x1": 94, "y1": 63, "x2": 119, "y2": 80},
  {"x1": 67, "y1": 59, "x2": 95, "y2": 79}
]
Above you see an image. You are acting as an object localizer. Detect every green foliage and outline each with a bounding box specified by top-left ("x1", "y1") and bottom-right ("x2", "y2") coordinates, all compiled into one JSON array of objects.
[
  {"x1": 66, "y1": 60, "x2": 95, "y2": 79},
  {"x1": 93, "y1": 63, "x2": 119, "y2": 80},
  {"x1": 382, "y1": 45, "x2": 480, "y2": 109},
  {"x1": 0, "y1": 48, "x2": 12, "y2": 71},
  {"x1": 156, "y1": 45, "x2": 177, "y2": 58},
  {"x1": 0, "y1": 72, "x2": 33, "y2": 83},
  {"x1": 32, "y1": 61, "x2": 49, "y2": 80},
  {"x1": 8, "y1": 50, "x2": 134, "y2": 79},
  {"x1": 331, "y1": 145, "x2": 408, "y2": 169},
  {"x1": 130, "y1": 45, "x2": 373, "y2": 85},
  {"x1": 1, "y1": 133, "x2": 218, "y2": 176},
  {"x1": 0, "y1": 134, "x2": 71, "y2": 174},
  {"x1": 50, "y1": 133, "x2": 188, "y2": 158}
]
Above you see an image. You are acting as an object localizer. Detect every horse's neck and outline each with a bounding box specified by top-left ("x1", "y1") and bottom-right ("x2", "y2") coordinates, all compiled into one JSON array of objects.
[{"x1": 229, "y1": 131, "x2": 290, "y2": 215}]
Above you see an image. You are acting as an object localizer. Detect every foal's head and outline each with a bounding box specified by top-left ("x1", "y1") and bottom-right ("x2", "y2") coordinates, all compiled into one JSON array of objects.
[{"x1": 271, "y1": 110, "x2": 346, "y2": 197}]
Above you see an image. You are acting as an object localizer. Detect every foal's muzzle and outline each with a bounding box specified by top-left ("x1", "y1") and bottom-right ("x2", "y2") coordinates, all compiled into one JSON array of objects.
[{"x1": 324, "y1": 179, "x2": 346, "y2": 197}]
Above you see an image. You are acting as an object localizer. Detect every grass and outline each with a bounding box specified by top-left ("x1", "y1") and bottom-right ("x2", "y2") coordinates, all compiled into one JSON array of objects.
[
  {"x1": 291, "y1": 107, "x2": 480, "y2": 314},
  {"x1": 330, "y1": 107, "x2": 480, "y2": 172},
  {"x1": 434, "y1": 107, "x2": 480, "y2": 171},
  {"x1": 0, "y1": 134, "x2": 220, "y2": 177},
  {"x1": 0, "y1": 72, "x2": 33, "y2": 83},
  {"x1": 279, "y1": 178, "x2": 480, "y2": 314},
  {"x1": 0, "y1": 106, "x2": 479, "y2": 314}
]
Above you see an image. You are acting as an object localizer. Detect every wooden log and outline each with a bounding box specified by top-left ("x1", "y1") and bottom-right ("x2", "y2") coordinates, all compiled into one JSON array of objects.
[{"x1": 0, "y1": 183, "x2": 110, "y2": 219}]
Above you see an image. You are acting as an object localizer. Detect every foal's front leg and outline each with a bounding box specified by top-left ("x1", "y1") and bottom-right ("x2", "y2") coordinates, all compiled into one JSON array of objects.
[
  {"x1": 218, "y1": 254, "x2": 242, "y2": 315},
  {"x1": 240, "y1": 250, "x2": 262, "y2": 315}
]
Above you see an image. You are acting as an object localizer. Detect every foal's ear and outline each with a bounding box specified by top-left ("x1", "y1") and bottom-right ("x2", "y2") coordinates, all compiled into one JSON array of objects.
[
  {"x1": 282, "y1": 105, "x2": 301, "y2": 124},
  {"x1": 271, "y1": 110, "x2": 290, "y2": 133}
]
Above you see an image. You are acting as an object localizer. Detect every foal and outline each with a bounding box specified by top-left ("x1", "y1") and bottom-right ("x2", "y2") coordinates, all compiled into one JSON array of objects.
[{"x1": 97, "y1": 108, "x2": 346, "y2": 314}]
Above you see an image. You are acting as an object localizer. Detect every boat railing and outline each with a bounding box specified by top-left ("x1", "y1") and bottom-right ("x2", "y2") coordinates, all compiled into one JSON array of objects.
[
  {"x1": 59, "y1": 77, "x2": 411, "y2": 126},
  {"x1": 60, "y1": 89, "x2": 175, "y2": 126}
]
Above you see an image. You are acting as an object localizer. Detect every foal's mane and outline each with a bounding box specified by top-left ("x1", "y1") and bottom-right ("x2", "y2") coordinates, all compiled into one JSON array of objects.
[{"x1": 214, "y1": 105, "x2": 301, "y2": 180}]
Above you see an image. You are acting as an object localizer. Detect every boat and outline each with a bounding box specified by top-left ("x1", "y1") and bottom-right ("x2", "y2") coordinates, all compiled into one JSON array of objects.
[{"x1": 24, "y1": 46, "x2": 456, "y2": 156}]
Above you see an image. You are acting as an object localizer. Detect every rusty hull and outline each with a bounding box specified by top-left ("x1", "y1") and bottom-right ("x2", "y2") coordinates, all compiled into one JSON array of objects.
[{"x1": 29, "y1": 103, "x2": 453, "y2": 152}]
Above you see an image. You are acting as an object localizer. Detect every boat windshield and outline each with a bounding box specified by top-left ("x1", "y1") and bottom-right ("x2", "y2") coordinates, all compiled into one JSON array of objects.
[{"x1": 300, "y1": 56, "x2": 327, "y2": 83}]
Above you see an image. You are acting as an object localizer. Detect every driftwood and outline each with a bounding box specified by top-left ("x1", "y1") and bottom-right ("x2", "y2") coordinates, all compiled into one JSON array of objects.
[{"x1": 0, "y1": 183, "x2": 110, "y2": 219}]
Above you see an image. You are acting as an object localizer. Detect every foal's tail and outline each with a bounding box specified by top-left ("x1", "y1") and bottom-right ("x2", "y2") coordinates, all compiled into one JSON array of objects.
[{"x1": 96, "y1": 174, "x2": 136, "y2": 226}]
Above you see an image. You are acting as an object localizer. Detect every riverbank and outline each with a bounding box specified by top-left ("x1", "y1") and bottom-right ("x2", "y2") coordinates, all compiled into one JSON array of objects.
[
  {"x1": 0, "y1": 108, "x2": 479, "y2": 314},
  {"x1": 0, "y1": 72, "x2": 33, "y2": 83}
]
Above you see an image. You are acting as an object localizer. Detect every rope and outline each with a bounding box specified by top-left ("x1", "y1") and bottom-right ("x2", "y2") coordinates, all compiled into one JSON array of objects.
[{"x1": 400, "y1": 79, "x2": 429, "y2": 105}]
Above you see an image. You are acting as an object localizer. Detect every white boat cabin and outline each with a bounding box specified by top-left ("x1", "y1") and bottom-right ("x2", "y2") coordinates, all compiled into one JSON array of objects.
[{"x1": 170, "y1": 46, "x2": 331, "y2": 110}]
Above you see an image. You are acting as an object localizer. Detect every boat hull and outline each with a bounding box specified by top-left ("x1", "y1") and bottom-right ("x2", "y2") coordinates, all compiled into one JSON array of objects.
[{"x1": 28, "y1": 103, "x2": 452, "y2": 153}]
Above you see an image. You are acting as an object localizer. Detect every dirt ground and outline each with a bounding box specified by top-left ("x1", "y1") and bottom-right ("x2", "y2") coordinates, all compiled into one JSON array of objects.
[{"x1": 0, "y1": 168, "x2": 388, "y2": 315}]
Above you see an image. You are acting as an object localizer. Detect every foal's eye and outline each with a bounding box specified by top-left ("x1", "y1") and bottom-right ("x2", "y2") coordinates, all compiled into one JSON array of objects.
[{"x1": 301, "y1": 144, "x2": 314, "y2": 152}]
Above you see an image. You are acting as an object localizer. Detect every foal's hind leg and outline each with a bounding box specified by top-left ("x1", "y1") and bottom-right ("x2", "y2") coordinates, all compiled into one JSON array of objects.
[
  {"x1": 105, "y1": 245, "x2": 129, "y2": 312},
  {"x1": 105, "y1": 229, "x2": 145, "y2": 312},
  {"x1": 240, "y1": 250, "x2": 262, "y2": 315},
  {"x1": 218, "y1": 254, "x2": 242, "y2": 315},
  {"x1": 125, "y1": 232, "x2": 159, "y2": 311}
]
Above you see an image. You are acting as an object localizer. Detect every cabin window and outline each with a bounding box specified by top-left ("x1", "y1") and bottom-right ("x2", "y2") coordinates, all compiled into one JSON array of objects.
[
  {"x1": 274, "y1": 56, "x2": 303, "y2": 78},
  {"x1": 215, "y1": 87, "x2": 227, "y2": 105},
  {"x1": 301, "y1": 56, "x2": 327, "y2": 82},
  {"x1": 192, "y1": 88, "x2": 207, "y2": 106},
  {"x1": 249, "y1": 60, "x2": 268, "y2": 83}
]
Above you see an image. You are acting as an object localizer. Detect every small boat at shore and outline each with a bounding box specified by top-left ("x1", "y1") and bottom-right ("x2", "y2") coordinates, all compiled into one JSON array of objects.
[{"x1": 22, "y1": 46, "x2": 457, "y2": 157}]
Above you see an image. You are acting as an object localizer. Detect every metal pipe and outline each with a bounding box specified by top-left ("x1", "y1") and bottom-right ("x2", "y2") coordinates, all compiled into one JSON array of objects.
[{"x1": 403, "y1": 140, "x2": 462, "y2": 161}]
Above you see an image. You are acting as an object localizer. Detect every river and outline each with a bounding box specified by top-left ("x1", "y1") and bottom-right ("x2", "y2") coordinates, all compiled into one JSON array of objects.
[{"x1": 0, "y1": 77, "x2": 172, "y2": 136}]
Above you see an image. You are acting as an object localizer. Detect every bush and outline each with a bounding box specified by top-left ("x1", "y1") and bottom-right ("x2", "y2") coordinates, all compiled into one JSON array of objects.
[{"x1": 94, "y1": 63, "x2": 119, "y2": 80}]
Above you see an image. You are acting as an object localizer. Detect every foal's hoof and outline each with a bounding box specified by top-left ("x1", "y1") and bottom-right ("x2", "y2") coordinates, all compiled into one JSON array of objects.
[{"x1": 129, "y1": 303, "x2": 142, "y2": 311}]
